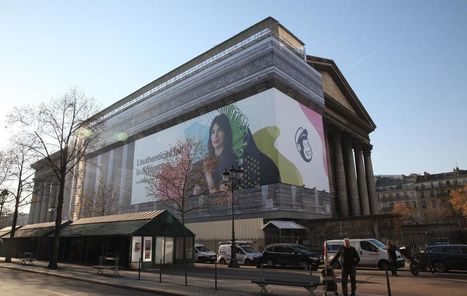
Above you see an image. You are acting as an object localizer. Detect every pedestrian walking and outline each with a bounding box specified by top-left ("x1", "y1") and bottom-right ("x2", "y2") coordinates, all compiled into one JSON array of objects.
[
  {"x1": 329, "y1": 238, "x2": 360, "y2": 296},
  {"x1": 386, "y1": 240, "x2": 398, "y2": 276}
]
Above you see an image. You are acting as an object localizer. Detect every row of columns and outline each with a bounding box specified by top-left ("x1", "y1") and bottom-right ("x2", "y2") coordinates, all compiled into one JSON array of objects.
[
  {"x1": 28, "y1": 181, "x2": 58, "y2": 224},
  {"x1": 330, "y1": 130, "x2": 378, "y2": 217}
]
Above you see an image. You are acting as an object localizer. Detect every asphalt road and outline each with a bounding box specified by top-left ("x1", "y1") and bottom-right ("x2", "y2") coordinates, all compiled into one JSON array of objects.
[
  {"x1": 191, "y1": 263, "x2": 467, "y2": 296},
  {"x1": 0, "y1": 268, "x2": 157, "y2": 296}
]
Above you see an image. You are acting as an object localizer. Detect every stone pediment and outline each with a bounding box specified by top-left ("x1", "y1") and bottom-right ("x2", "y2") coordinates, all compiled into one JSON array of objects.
[
  {"x1": 320, "y1": 71, "x2": 357, "y2": 114},
  {"x1": 306, "y1": 55, "x2": 376, "y2": 132}
]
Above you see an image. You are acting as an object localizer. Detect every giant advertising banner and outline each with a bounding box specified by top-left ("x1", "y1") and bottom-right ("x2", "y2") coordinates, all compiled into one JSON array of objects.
[{"x1": 131, "y1": 88, "x2": 329, "y2": 204}]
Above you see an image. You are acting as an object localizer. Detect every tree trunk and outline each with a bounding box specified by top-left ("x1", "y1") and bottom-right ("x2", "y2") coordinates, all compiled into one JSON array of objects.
[
  {"x1": 48, "y1": 168, "x2": 66, "y2": 269},
  {"x1": 5, "y1": 192, "x2": 20, "y2": 263}
]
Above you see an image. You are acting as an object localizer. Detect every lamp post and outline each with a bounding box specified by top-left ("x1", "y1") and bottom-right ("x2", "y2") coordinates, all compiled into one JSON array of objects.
[{"x1": 222, "y1": 165, "x2": 244, "y2": 268}]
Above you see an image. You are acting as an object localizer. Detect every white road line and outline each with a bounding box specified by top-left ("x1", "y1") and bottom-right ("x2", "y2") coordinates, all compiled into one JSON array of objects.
[{"x1": 41, "y1": 289, "x2": 70, "y2": 296}]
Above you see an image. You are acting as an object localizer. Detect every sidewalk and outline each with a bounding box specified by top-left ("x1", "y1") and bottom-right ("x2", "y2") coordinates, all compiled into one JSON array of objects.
[{"x1": 0, "y1": 258, "x2": 383, "y2": 296}]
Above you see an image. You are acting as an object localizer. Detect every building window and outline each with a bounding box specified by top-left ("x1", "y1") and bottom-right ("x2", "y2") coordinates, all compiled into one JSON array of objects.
[
  {"x1": 439, "y1": 181, "x2": 443, "y2": 187},
  {"x1": 430, "y1": 190, "x2": 435, "y2": 197},
  {"x1": 446, "y1": 180, "x2": 451, "y2": 186},
  {"x1": 412, "y1": 201, "x2": 417, "y2": 208},
  {"x1": 431, "y1": 200, "x2": 437, "y2": 207},
  {"x1": 421, "y1": 191, "x2": 425, "y2": 198},
  {"x1": 421, "y1": 200, "x2": 426, "y2": 208}
]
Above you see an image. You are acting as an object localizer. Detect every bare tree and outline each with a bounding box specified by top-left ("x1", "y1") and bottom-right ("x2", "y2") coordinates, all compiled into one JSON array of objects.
[
  {"x1": 0, "y1": 151, "x2": 13, "y2": 226},
  {"x1": 2, "y1": 140, "x2": 37, "y2": 263},
  {"x1": 79, "y1": 176, "x2": 119, "y2": 218},
  {"x1": 8, "y1": 87, "x2": 101, "y2": 269},
  {"x1": 0, "y1": 189, "x2": 11, "y2": 228},
  {"x1": 143, "y1": 139, "x2": 217, "y2": 261},
  {"x1": 143, "y1": 139, "x2": 215, "y2": 225}
]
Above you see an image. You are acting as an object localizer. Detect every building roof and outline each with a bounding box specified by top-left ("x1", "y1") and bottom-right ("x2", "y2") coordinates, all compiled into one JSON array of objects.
[
  {"x1": 3, "y1": 221, "x2": 71, "y2": 238},
  {"x1": 262, "y1": 220, "x2": 307, "y2": 230},
  {"x1": 72, "y1": 210, "x2": 164, "y2": 225},
  {"x1": 60, "y1": 210, "x2": 194, "y2": 237},
  {"x1": 0, "y1": 225, "x2": 22, "y2": 238}
]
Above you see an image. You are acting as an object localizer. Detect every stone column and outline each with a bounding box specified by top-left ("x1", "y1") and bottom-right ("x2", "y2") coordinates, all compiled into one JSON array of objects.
[
  {"x1": 28, "y1": 182, "x2": 39, "y2": 224},
  {"x1": 354, "y1": 143, "x2": 370, "y2": 215},
  {"x1": 331, "y1": 131, "x2": 349, "y2": 217},
  {"x1": 343, "y1": 135, "x2": 361, "y2": 216},
  {"x1": 325, "y1": 129, "x2": 337, "y2": 217},
  {"x1": 364, "y1": 145, "x2": 378, "y2": 215},
  {"x1": 39, "y1": 183, "x2": 50, "y2": 223},
  {"x1": 49, "y1": 182, "x2": 58, "y2": 222},
  {"x1": 33, "y1": 185, "x2": 41, "y2": 224}
]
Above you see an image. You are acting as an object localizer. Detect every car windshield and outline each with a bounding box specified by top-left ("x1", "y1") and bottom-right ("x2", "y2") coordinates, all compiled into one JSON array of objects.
[
  {"x1": 196, "y1": 246, "x2": 210, "y2": 252},
  {"x1": 369, "y1": 239, "x2": 387, "y2": 250},
  {"x1": 241, "y1": 246, "x2": 258, "y2": 253}
]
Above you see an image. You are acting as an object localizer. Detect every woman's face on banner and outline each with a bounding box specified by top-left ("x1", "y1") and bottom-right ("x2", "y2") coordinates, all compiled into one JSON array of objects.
[{"x1": 210, "y1": 123, "x2": 225, "y2": 153}]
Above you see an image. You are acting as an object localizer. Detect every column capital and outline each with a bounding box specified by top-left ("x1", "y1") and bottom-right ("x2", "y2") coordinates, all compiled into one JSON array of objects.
[
  {"x1": 353, "y1": 141, "x2": 364, "y2": 151},
  {"x1": 363, "y1": 144, "x2": 373, "y2": 156},
  {"x1": 342, "y1": 133, "x2": 354, "y2": 147}
]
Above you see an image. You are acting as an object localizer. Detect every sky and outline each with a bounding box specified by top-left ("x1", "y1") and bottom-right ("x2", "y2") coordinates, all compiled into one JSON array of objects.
[{"x1": 0, "y1": 0, "x2": 466, "y2": 176}]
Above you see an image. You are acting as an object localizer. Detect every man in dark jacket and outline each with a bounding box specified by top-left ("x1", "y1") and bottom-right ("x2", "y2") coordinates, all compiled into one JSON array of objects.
[
  {"x1": 386, "y1": 240, "x2": 398, "y2": 276},
  {"x1": 329, "y1": 238, "x2": 360, "y2": 296}
]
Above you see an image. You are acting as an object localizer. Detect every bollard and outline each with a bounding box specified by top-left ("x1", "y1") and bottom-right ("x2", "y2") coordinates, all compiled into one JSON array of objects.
[
  {"x1": 185, "y1": 269, "x2": 188, "y2": 286},
  {"x1": 385, "y1": 266, "x2": 392, "y2": 296},
  {"x1": 138, "y1": 258, "x2": 141, "y2": 280},
  {"x1": 214, "y1": 260, "x2": 218, "y2": 290},
  {"x1": 159, "y1": 259, "x2": 162, "y2": 282}
]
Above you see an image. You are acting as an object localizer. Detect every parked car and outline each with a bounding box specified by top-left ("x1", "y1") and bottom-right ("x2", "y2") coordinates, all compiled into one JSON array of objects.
[
  {"x1": 262, "y1": 243, "x2": 320, "y2": 270},
  {"x1": 324, "y1": 238, "x2": 405, "y2": 270},
  {"x1": 194, "y1": 243, "x2": 216, "y2": 263},
  {"x1": 217, "y1": 244, "x2": 263, "y2": 266},
  {"x1": 420, "y1": 244, "x2": 467, "y2": 272}
]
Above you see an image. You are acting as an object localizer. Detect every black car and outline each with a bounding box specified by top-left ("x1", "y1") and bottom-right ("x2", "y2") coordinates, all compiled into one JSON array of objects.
[
  {"x1": 262, "y1": 243, "x2": 321, "y2": 270},
  {"x1": 421, "y1": 244, "x2": 467, "y2": 272}
]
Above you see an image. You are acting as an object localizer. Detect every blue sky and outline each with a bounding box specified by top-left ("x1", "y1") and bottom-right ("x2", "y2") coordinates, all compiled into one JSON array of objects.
[{"x1": 1, "y1": 0, "x2": 466, "y2": 175}]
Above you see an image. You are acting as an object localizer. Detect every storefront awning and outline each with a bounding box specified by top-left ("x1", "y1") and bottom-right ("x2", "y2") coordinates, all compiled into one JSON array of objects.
[{"x1": 262, "y1": 220, "x2": 307, "y2": 230}]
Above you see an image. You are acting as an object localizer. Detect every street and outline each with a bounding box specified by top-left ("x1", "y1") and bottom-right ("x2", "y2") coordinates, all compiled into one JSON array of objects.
[
  {"x1": 194, "y1": 263, "x2": 467, "y2": 296},
  {"x1": 1, "y1": 262, "x2": 467, "y2": 296},
  {"x1": 0, "y1": 268, "x2": 157, "y2": 296}
]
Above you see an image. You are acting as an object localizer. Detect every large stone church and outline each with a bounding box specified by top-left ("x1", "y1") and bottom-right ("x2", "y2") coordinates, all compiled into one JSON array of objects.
[{"x1": 27, "y1": 17, "x2": 377, "y2": 246}]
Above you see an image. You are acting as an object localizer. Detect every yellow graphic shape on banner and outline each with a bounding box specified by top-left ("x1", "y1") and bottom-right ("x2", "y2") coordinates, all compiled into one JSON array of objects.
[{"x1": 252, "y1": 126, "x2": 303, "y2": 186}]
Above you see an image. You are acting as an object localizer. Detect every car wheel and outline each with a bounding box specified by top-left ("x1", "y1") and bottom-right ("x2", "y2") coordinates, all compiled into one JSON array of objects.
[
  {"x1": 266, "y1": 259, "x2": 274, "y2": 267},
  {"x1": 219, "y1": 258, "x2": 227, "y2": 265},
  {"x1": 433, "y1": 261, "x2": 447, "y2": 272},
  {"x1": 299, "y1": 261, "x2": 309, "y2": 270},
  {"x1": 378, "y1": 260, "x2": 390, "y2": 271},
  {"x1": 244, "y1": 259, "x2": 252, "y2": 266}
]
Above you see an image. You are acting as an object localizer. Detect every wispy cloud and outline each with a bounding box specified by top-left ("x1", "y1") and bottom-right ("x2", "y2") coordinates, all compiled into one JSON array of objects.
[{"x1": 350, "y1": 49, "x2": 377, "y2": 69}]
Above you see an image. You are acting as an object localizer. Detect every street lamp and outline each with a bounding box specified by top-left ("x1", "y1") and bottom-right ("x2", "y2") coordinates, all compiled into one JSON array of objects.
[{"x1": 222, "y1": 165, "x2": 244, "y2": 268}]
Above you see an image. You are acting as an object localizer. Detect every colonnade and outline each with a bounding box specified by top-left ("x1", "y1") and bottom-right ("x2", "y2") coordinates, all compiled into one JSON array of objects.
[
  {"x1": 27, "y1": 181, "x2": 59, "y2": 224},
  {"x1": 329, "y1": 129, "x2": 378, "y2": 217}
]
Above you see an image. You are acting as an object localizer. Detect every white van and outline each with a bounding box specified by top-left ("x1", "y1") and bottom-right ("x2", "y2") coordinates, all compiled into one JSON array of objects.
[
  {"x1": 324, "y1": 238, "x2": 405, "y2": 270},
  {"x1": 217, "y1": 244, "x2": 263, "y2": 266},
  {"x1": 194, "y1": 243, "x2": 216, "y2": 263}
]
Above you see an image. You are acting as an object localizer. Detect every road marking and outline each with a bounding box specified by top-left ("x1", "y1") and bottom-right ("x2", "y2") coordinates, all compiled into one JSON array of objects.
[{"x1": 41, "y1": 289, "x2": 70, "y2": 296}]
